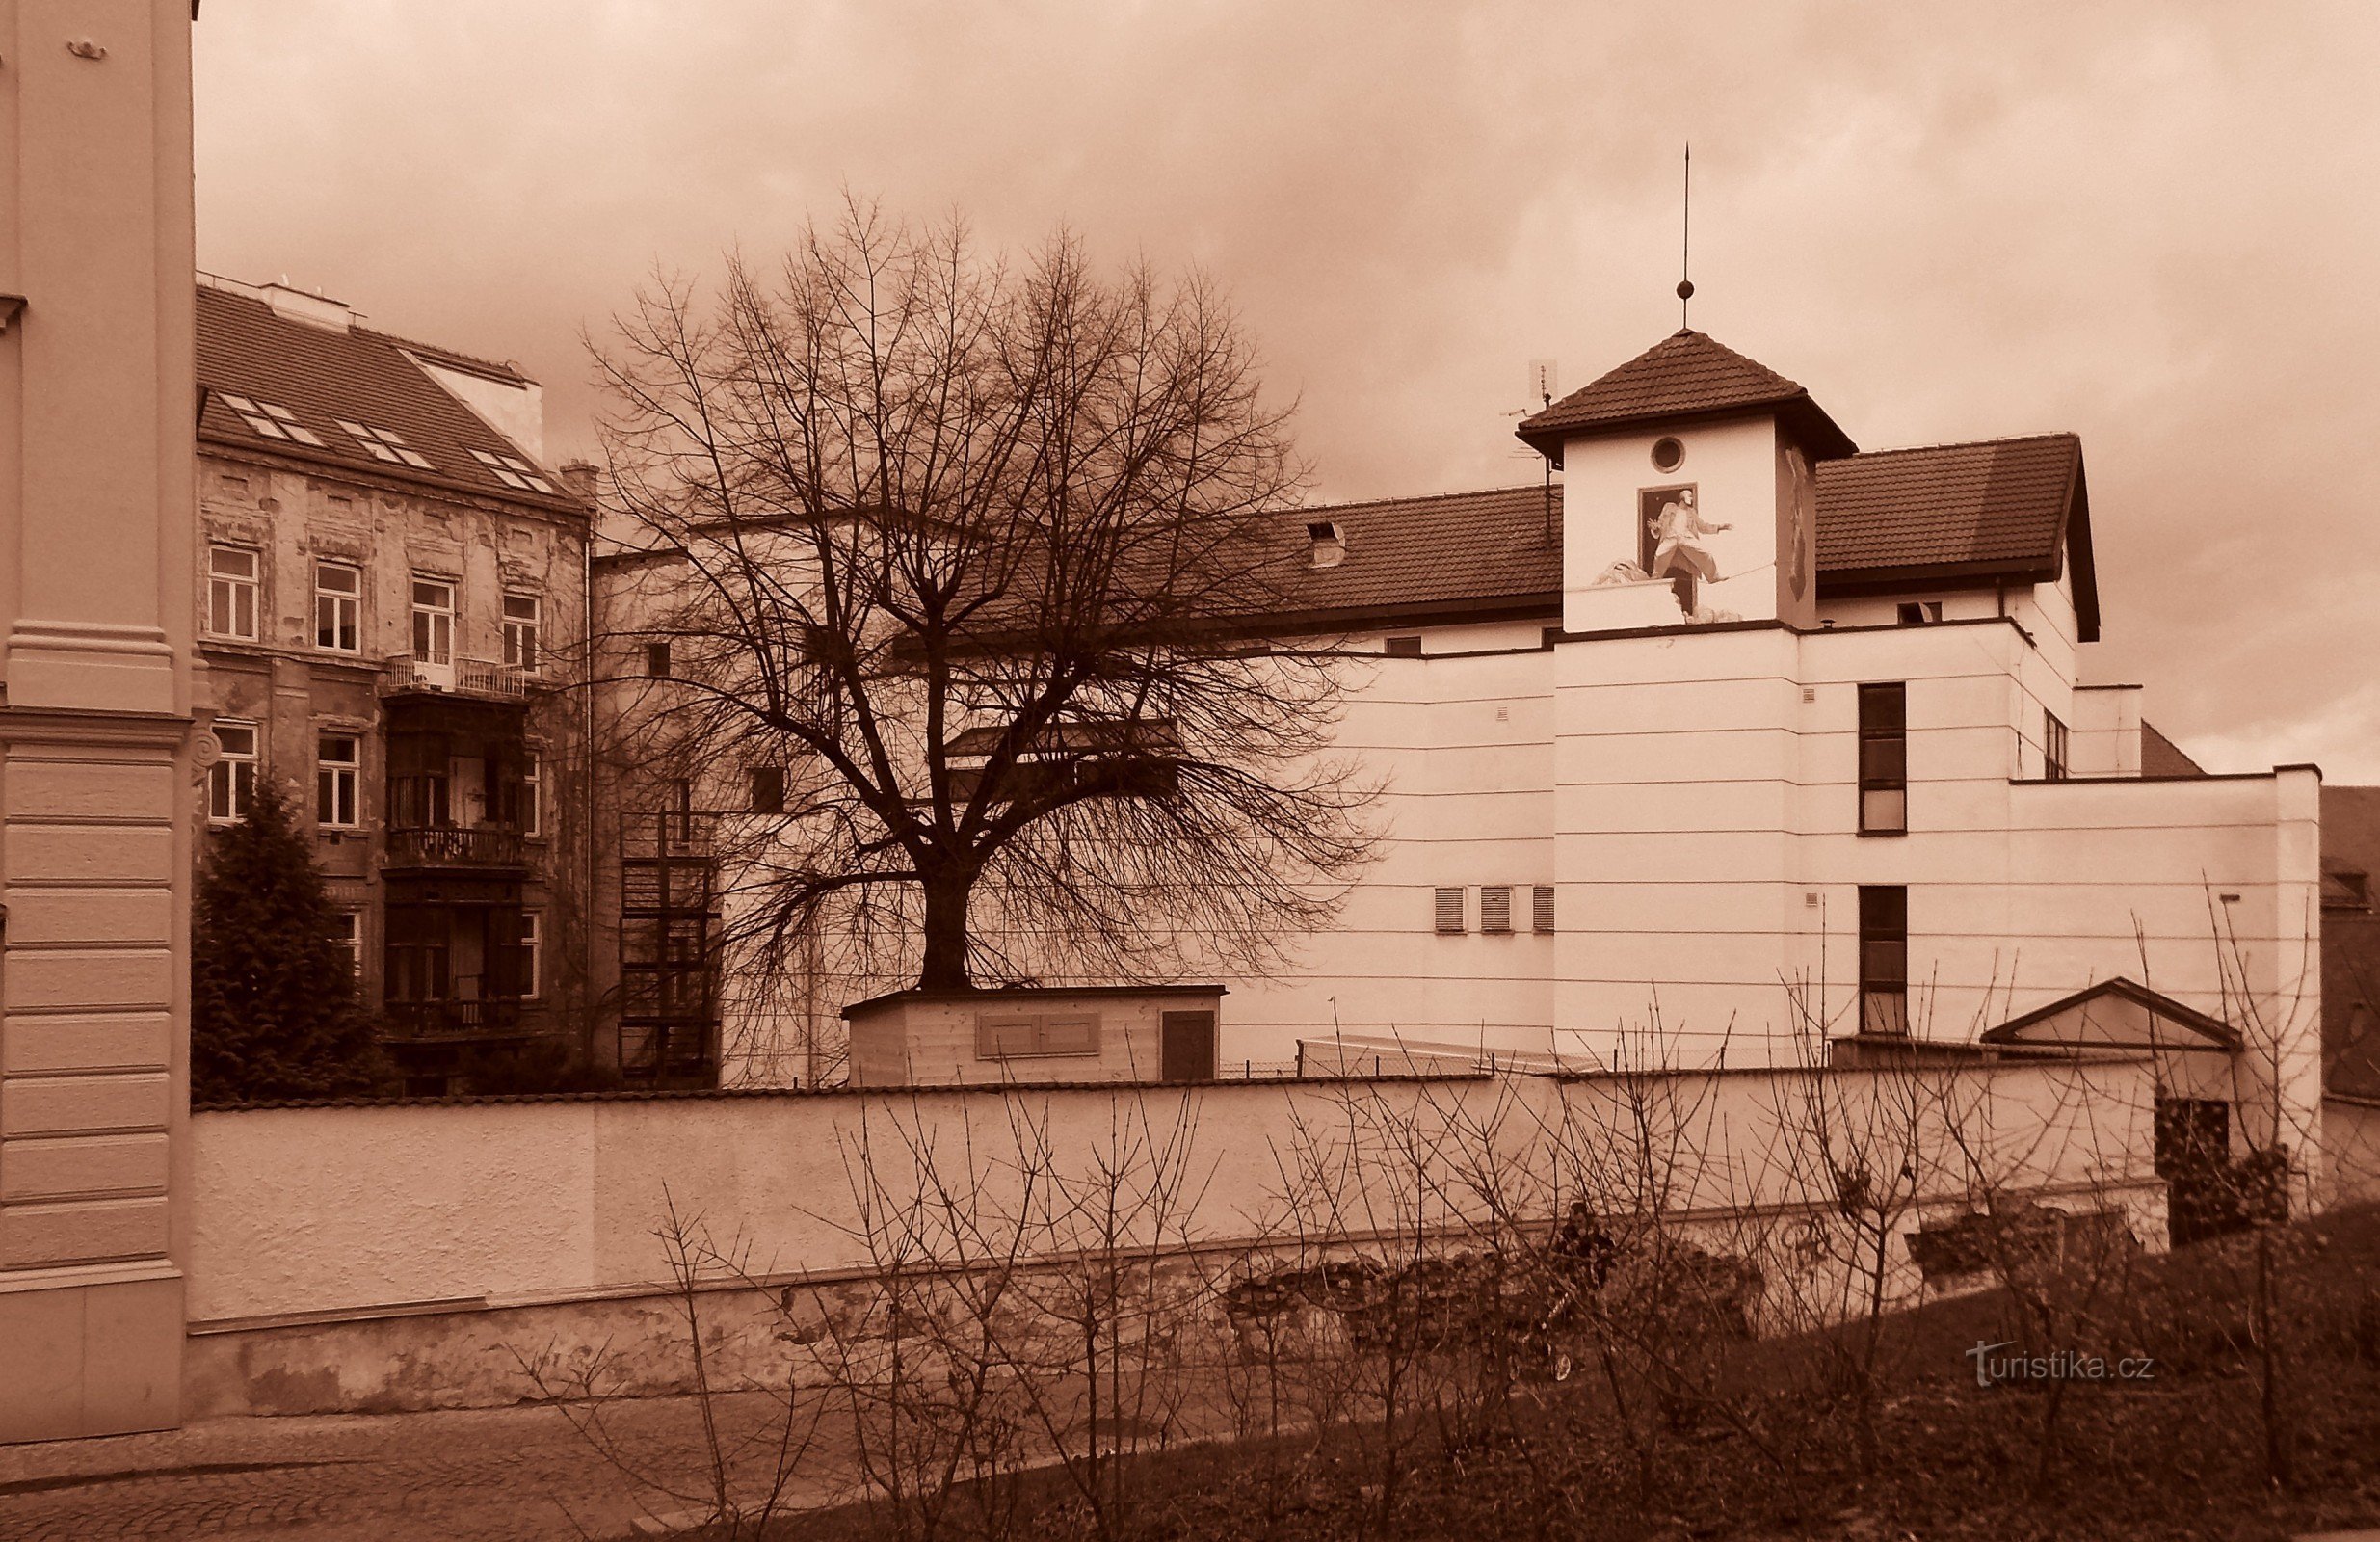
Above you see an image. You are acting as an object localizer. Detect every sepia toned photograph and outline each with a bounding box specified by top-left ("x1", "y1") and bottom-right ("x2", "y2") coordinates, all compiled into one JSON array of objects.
[{"x1": 3, "y1": 3, "x2": 2379, "y2": 1538}]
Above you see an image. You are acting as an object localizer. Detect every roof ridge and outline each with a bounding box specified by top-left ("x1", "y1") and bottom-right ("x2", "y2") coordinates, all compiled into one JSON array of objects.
[
  {"x1": 377, "y1": 330, "x2": 535, "y2": 386},
  {"x1": 1303, "y1": 483, "x2": 1554, "y2": 515},
  {"x1": 1838, "y1": 431, "x2": 2078, "y2": 462}
]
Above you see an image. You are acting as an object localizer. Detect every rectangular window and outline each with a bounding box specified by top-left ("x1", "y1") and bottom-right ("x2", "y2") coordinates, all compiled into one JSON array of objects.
[
  {"x1": 316, "y1": 733, "x2": 360, "y2": 828},
  {"x1": 469, "y1": 447, "x2": 557, "y2": 494},
  {"x1": 410, "y1": 576, "x2": 455, "y2": 665},
  {"x1": 2045, "y1": 709, "x2": 2070, "y2": 782},
  {"x1": 219, "y1": 393, "x2": 326, "y2": 447},
  {"x1": 209, "y1": 720, "x2": 258, "y2": 823},
  {"x1": 1897, "y1": 600, "x2": 1943, "y2": 625},
  {"x1": 331, "y1": 912, "x2": 362, "y2": 979},
  {"x1": 208, "y1": 544, "x2": 260, "y2": 640},
  {"x1": 314, "y1": 559, "x2": 361, "y2": 652},
  {"x1": 1532, "y1": 885, "x2": 1556, "y2": 935},
  {"x1": 1434, "y1": 886, "x2": 1466, "y2": 935},
  {"x1": 336, "y1": 419, "x2": 434, "y2": 469},
  {"x1": 521, "y1": 754, "x2": 542, "y2": 837},
  {"x1": 751, "y1": 765, "x2": 786, "y2": 815},
  {"x1": 975, "y1": 1011, "x2": 1102, "y2": 1059},
  {"x1": 502, "y1": 592, "x2": 542, "y2": 672},
  {"x1": 1857, "y1": 682, "x2": 1907, "y2": 835},
  {"x1": 1859, "y1": 885, "x2": 1909, "y2": 1036},
  {"x1": 646, "y1": 641, "x2": 673, "y2": 678},
  {"x1": 1480, "y1": 885, "x2": 1513, "y2": 934},
  {"x1": 1384, "y1": 635, "x2": 1423, "y2": 658},
  {"x1": 520, "y1": 911, "x2": 543, "y2": 999}
]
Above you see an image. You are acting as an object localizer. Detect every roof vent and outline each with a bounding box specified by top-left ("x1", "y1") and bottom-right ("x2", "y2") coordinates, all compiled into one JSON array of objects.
[
  {"x1": 261, "y1": 279, "x2": 353, "y2": 334},
  {"x1": 1306, "y1": 519, "x2": 1346, "y2": 570}
]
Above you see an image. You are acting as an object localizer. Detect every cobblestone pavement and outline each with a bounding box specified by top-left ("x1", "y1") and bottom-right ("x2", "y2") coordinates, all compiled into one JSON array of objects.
[{"x1": 0, "y1": 1393, "x2": 868, "y2": 1541}]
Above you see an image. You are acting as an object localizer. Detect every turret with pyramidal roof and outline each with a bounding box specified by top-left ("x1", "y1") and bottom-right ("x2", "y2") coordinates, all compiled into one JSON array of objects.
[
  {"x1": 1518, "y1": 329, "x2": 1856, "y2": 631},
  {"x1": 1515, "y1": 330, "x2": 1856, "y2": 465}
]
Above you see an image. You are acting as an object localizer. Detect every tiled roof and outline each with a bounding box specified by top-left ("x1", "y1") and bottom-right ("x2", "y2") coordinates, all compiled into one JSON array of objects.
[
  {"x1": 195, "y1": 283, "x2": 580, "y2": 514},
  {"x1": 1516, "y1": 330, "x2": 1855, "y2": 459},
  {"x1": 2140, "y1": 722, "x2": 2208, "y2": 778},
  {"x1": 1814, "y1": 433, "x2": 2079, "y2": 574},
  {"x1": 1281, "y1": 429, "x2": 2096, "y2": 632},
  {"x1": 1284, "y1": 484, "x2": 1563, "y2": 620}
]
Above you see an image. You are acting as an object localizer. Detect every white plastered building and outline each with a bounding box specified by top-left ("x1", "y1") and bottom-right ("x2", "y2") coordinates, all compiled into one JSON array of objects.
[{"x1": 1229, "y1": 330, "x2": 2320, "y2": 1159}]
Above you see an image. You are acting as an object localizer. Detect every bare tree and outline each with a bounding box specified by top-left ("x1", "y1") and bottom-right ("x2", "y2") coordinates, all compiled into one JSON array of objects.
[{"x1": 592, "y1": 200, "x2": 1377, "y2": 1001}]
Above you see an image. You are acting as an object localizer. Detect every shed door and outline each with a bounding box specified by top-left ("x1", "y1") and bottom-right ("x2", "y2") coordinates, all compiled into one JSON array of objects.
[{"x1": 1160, "y1": 1011, "x2": 1216, "y2": 1083}]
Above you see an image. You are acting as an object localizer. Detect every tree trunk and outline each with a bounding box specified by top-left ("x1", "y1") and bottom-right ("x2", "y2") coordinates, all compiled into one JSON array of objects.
[{"x1": 917, "y1": 870, "x2": 974, "y2": 990}]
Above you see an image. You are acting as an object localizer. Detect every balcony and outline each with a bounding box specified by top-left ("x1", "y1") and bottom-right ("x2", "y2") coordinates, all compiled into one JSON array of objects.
[
  {"x1": 384, "y1": 995, "x2": 526, "y2": 1042},
  {"x1": 386, "y1": 824, "x2": 527, "y2": 871},
  {"x1": 381, "y1": 652, "x2": 535, "y2": 701}
]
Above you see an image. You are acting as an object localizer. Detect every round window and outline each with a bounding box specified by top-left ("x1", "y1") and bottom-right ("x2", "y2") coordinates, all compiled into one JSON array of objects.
[{"x1": 1651, "y1": 437, "x2": 1685, "y2": 473}]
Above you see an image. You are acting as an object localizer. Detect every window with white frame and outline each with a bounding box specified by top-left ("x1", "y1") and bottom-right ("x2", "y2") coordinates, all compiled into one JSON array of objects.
[
  {"x1": 218, "y1": 393, "x2": 326, "y2": 446},
  {"x1": 208, "y1": 720, "x2": 258, "y2": 823},
  {"x1": 520, "y1": 911, "x2": 543, "y2": 998},
  {"x1": 335, "y1": 419, "x2": 433, "y2": 469},
  {"x1": 469, "y1": 448, "x2": 557, "y2": 494},
  {"x1": 316, "y1": 733, "x2": 359, "y2": 828},
  {"x1": 314, "y1": 559, "x2": 361, "y2": 653},
  {"x1": 410, "y1": 576, "x2": 455, "y2": 665},
  {"x1": 501, "y1": 592, "x2": 542, "y2": 672},
  {"x1": 331, "y1": 912, "x2": 362, "y2": 980},
  {"x1": 520, "y1": 753, "x2": 542, "y2": 837},
  {"x1": 207, "y1": 544, "x2": 260, "y2": 640}
]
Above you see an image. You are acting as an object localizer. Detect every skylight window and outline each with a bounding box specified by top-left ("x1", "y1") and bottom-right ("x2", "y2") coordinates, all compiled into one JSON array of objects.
[
  {"x1": 219, "y1": 393, "x2": 325, "y2": 446},
  {"x1": 470, "y1": 448, "x2": 556, "y2": 494},
  {"x1": 335, "y1": 419, "x2": 434, "y2": 469}
]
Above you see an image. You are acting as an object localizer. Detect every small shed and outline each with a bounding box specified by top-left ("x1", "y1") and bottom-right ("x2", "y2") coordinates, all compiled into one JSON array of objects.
[{"x1": 841, "y1": 983, "x2": 1228, "y2": 1087}]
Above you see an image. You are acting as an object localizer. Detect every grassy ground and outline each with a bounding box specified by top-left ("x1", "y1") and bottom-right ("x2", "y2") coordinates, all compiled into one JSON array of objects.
[{"x1": 737, "y1": 1202, "x2": 2380, "y2": 1541}]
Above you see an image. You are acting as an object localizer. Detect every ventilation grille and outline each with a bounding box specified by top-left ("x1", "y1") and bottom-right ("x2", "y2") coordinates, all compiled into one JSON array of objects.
[
  {"x1": 1480, "y1": 885, "x2": 1513, "y2": 934},
  {"x1": 1532, "y1": 885, "x2": 1555, "y2": 935},
  {"x1": 1434, "y1": 887, "x2": 1466, "y2": 935}
]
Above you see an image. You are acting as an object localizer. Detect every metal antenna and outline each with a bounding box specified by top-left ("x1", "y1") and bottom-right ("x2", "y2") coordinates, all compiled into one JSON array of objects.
[{"x1": 1678, "y1": 144, "x2": 1695, "y2": 331}]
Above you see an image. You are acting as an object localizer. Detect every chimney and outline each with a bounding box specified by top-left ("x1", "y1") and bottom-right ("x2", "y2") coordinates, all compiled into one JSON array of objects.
[
  {"x1": 558, "y1": 460, "x2": 600, "y2": 503},
  {"x1": 260, "y1": 279, "x2": 353, "y2": 333}
]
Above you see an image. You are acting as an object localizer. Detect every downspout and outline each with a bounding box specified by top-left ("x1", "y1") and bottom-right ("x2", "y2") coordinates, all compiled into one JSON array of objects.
[{"x1": 581, "y1": 503, "x2": 597, "y2": 1069}]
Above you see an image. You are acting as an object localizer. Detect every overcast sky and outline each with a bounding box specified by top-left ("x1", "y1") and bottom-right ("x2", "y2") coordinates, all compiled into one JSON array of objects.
[{"x1": 193, "y1": 2, "x2": 2380, "y2": 779}]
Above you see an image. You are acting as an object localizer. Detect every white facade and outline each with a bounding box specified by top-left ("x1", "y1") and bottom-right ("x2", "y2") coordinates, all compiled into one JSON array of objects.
[{"x1": 1224, "y1": 380, "x2": 2320, "y2": 1160}]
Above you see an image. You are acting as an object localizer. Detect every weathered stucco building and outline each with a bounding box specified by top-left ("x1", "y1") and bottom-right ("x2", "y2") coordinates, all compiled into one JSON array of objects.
[{"x1": 194, "y1": 276, "x2": 594, "y2": 1092}]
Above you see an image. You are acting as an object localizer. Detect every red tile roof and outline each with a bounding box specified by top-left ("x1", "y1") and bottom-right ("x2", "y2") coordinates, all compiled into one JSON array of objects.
[
  {"x1": 1516, "y1": 330, "x2": 1856, "y2": 461},
  {"x1": 195, "y1": 283, "x2": 581, "y2": 515},
  {"x1": 2140, "y1": 722, "x2": 2208, "y2": 778},
  {"x1": 1284, "y1": 484, "x2": 1564, "y2": 622},
  {"x1": 1815, "y1": 433, "x2": 2078, "y2": 573},
  {"x1": 1283, "y1": 430, "x2": 2098, "y2": 637}
]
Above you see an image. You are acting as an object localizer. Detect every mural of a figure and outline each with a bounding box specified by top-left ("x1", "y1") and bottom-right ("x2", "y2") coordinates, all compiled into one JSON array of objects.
[{"x1": 1648, "y1": 487, "x2": 1731, "y2": 584}]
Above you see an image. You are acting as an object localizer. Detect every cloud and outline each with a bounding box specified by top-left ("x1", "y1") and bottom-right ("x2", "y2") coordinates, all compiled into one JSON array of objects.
[{"x1": 192, "y1": 0, "x2": 2380, "y2": 782}]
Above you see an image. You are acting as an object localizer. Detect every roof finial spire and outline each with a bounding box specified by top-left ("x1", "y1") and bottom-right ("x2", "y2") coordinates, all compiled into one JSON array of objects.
[{"x1": 1677, "y1": 143, "x2": 1695, "y2": 332}]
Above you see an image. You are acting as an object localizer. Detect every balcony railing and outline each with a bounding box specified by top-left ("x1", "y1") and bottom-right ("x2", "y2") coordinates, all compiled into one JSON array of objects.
[
  {"x1": 385, "y1": 824, "x2": 527, "y2": 869},
  {"x1": 384, "y1": 996, "x2": 526, "y2": 1041},
  {"x1": 381, "y1": 653, "x2": 535, "y2": 700}
]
